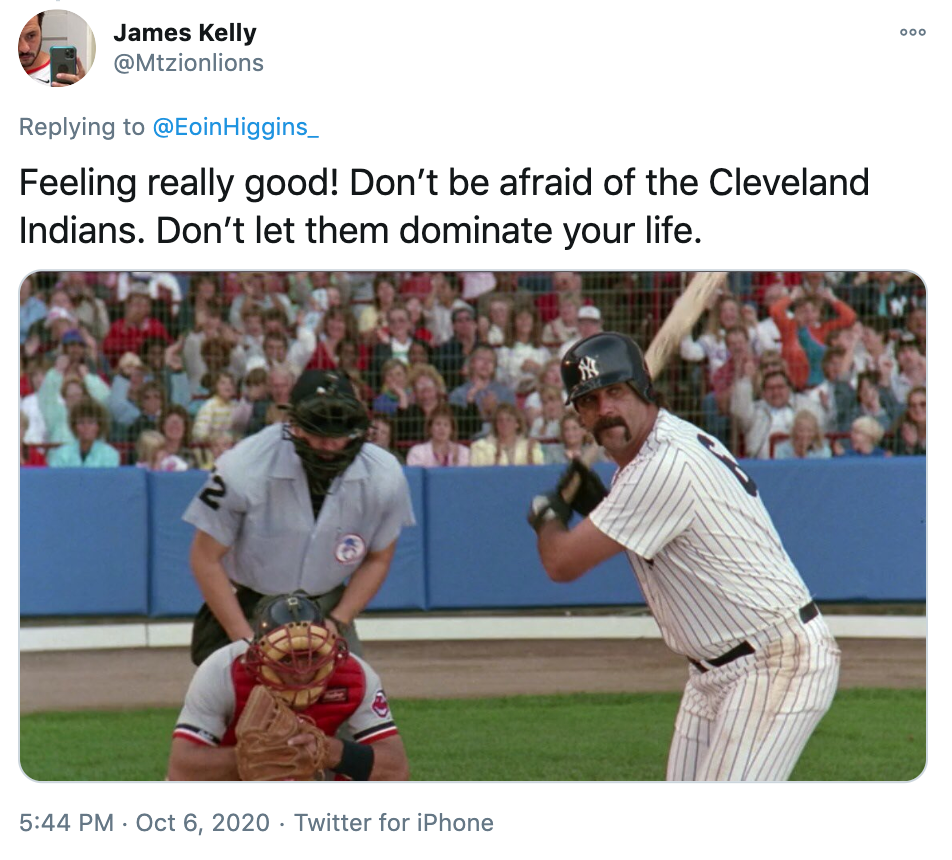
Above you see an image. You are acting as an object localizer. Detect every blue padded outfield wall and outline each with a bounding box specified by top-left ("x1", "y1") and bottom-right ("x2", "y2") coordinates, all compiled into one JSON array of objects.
[
  {"x1": 20, "y1": 458, "x2": 925, "y2": 617},
  {"x1": 20, "y1": 469, "x2": 150, "y2": 615}
]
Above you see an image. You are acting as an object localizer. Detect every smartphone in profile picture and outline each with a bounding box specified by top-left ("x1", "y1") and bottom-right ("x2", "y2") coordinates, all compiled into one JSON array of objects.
[{"x1": 49, "y1": 45, "x2": 77, "y2": 85}]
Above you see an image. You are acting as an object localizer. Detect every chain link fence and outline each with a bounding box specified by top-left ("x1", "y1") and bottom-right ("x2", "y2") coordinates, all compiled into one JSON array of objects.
[{"x1": 21, "y1": 271, "x2": 926, "y2": 463}]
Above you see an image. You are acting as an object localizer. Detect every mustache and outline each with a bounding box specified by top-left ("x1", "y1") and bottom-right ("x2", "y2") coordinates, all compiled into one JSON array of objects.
[{"x1": 593, "y1": 417, "x2": 630, "y2": 439}]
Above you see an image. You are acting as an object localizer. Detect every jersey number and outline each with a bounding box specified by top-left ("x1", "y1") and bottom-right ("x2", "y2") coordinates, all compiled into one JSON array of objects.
[
  {"x1": 696, "y1": 434, "x2": 758, "y2": 497},
  {"x1": 199, "y1": 474, "x2": 227, "y2": 510}
]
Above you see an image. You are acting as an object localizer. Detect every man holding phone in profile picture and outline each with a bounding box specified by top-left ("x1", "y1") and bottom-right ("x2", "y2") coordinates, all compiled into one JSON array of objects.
[{"x1": 19, "y1": 12, "x2": 86, "y2": 86}]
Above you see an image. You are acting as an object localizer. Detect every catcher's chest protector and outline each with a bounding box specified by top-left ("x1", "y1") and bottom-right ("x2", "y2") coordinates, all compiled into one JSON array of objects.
[{"x1": 222, "y1": 656, "x2": 367, "y2": 745}]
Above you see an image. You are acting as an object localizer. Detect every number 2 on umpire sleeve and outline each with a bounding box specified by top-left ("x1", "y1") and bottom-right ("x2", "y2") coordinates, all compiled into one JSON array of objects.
[
  {"x1": 696, "y1": 434, "x2": 758, "y2": 497},
  {"x1": 199, "y1": 473, "x2": 227, "y2": 510}
]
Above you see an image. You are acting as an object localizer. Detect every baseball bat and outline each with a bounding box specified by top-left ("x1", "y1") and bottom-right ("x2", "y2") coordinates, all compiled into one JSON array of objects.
[
  {"x1": 643, "y1": 271, "x2": 727, "y2": 379},
  {"x1": 560, "y1": 271, "x2": 728, "y2": 504}
]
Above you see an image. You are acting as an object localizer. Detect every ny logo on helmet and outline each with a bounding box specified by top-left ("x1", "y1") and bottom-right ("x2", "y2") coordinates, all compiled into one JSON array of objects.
[{"x1": 578, "y1": 355, "x2": 599, "y2": 381}]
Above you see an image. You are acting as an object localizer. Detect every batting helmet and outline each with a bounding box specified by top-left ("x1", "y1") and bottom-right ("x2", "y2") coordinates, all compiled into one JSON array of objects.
[
  {"x1": 245, "y1": 593, "x2": 344, "y2": 709},
  {"x1": 561, "y1": 332, "x2": 656, "y2": 406}
]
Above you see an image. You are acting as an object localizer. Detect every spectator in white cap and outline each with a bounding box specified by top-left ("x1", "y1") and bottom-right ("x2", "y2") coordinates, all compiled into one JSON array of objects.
[
  {"x1": 558, "y1": 305, "x2": 603, "y2": 359},
  {"x1": 45, "y1": 306, "x2": 77, "y2": 345}
]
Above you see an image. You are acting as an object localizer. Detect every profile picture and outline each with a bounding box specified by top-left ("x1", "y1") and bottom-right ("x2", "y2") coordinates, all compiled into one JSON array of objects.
[{"x1": 19, "y1": 9, "x2": 95, "y2": 86}]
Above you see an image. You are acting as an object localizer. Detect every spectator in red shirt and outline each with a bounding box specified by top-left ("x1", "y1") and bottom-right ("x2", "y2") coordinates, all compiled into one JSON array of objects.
[
  {"x1": 399, "y1": 273, "x2": 432, "y2": 301},
  {"x1": 307, "y1": 307, "x2": 366, "y2": 372},
  {"x1": 769, "y1": 286, "x2": 856, "y2": 391},
  {"x1": 102, "y1": 290, "x2": 171, "y2": 368}
]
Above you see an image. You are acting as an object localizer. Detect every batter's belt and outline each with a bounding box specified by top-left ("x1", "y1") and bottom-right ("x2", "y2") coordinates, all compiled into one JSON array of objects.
[
  {"x1": 688, "y1": 601, "x2": 819, "y2": 674},
  {"x1": 190, "y1": 583, "x2": 361, "y2": 666}
]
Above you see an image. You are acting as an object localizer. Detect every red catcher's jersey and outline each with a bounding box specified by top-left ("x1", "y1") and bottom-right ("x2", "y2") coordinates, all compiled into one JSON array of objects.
[{"x1": 220, "y1": 654, "x2": 367, "y2": 746}]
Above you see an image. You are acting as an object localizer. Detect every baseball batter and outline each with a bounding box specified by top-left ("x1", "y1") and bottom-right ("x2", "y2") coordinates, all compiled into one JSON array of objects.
[
  {"x1": 528, "y1": 332, "x2": 840, "y2": 781},
  {"x1": 168, "y1": 594, "x2": 408, "y2": 780},
  {"x1": 184, "y1": 370, "x2": 415, "y2": 665}
]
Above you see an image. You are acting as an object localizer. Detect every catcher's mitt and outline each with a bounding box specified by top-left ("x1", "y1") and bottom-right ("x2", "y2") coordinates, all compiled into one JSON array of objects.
[{"x1": 235, "y1": 685, "x2": 332, "y2": 781}]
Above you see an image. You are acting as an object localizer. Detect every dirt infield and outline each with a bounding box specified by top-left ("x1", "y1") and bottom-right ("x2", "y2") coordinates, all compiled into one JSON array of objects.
[{"x1": 19, "y1": 638, "x2": 925, "y2": 714}]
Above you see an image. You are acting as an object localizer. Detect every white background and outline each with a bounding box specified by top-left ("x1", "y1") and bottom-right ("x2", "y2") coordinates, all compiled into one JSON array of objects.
[{"x1": 12, "y1": 0, "x2": 943, "y2": 853}]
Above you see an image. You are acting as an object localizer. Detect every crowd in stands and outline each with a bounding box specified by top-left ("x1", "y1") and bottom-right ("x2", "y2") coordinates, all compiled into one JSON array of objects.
[{"x1": 19, "y1": 271, "x2": 926, "y2": 470}]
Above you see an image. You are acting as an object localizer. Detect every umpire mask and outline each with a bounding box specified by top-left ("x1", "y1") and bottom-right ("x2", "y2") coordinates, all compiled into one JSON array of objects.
[{"x1": 286, "y1": 371, "x2": 369, "y2": 494}]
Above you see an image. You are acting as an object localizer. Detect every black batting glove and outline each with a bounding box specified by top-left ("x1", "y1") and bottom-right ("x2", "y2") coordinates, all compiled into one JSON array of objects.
[
  {"x1": 556, "y1": 458, "x2": 608, "y2": 518},
  {"x1": 527, "y1": 491, "x2": 572, "y2": 534}
]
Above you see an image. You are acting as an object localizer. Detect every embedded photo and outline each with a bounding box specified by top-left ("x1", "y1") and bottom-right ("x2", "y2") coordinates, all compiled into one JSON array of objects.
[{"x1": 19, "y1": 270, "x2": 925, "y2": 781}]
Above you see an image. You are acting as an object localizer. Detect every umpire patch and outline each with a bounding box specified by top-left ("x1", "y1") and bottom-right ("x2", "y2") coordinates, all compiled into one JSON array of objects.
[{"x1": 335, "y1": 533, "x2": 367, "y2": 564}]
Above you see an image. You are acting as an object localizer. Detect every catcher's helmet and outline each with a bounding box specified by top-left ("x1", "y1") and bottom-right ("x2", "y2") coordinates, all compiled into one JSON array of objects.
[
  {"x1": 245, "y1": 593, "x2": 345, "y2": 709},
  {"x1": 250, "y1": 592, "x2": 325, "y2": 638},
  {"x1": 561, "y1": 332, "x2": 656, "y2": 406}
]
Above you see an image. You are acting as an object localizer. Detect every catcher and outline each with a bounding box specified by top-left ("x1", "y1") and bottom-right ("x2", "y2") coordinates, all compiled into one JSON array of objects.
[{"x1": 167, "y1": 593, "x2": 409, "y2": 781}]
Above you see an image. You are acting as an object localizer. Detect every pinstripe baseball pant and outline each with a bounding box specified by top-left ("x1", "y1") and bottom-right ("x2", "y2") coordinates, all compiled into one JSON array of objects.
[{"x1": 666, "y1": 612, "x2": 841, "y2": 781}]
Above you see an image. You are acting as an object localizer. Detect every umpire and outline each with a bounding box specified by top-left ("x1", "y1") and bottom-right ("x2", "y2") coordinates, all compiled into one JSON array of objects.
[{"x1": 183, "y1": 370, "x2": 415, "y2": 665}]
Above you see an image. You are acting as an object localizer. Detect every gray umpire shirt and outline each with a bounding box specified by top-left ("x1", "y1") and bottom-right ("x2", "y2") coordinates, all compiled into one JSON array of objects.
[{"x1": 183, "y1": 423, "x2": 416, "y2": 595}]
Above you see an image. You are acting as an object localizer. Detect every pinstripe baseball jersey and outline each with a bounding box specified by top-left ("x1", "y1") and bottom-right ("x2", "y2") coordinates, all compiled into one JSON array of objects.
[{"x1": 590, "y1": 409, "x2": 813, "y2": 661}]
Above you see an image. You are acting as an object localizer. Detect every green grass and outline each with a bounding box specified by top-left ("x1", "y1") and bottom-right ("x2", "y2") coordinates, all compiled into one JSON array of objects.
[{"x1": 20, "y1": 688, "x2": 925, "y2": 781}]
